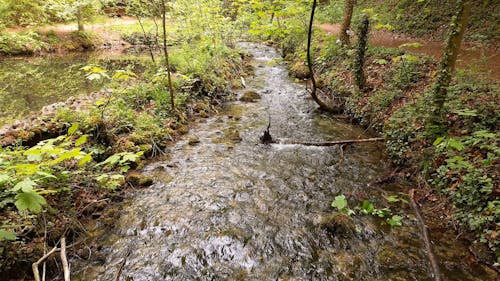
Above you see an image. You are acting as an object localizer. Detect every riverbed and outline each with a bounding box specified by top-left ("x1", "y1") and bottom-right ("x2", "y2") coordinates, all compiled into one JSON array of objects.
[{"x1": 70, "y1": 43, "x2": 496, "y2": 281}]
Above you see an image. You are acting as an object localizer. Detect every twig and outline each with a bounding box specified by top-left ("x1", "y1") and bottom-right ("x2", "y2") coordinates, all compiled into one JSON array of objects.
[
  {"x1": 409, "y1": 189, "x2": 441, "y2": 281},
  {"x1": 276, "y1": 137, "x2": 384, "y2": 146},
  {"x1": 115, "y1": 248, "x2": 132, "y2": 281},
  {"x1": 33, "y1": 246, "x2": 60, "y2": 281},
  {"x1": 61, "y1": 237, "x2": 70, "y2": 281},
  {"x1": 42, "y1": 214, "x2": 47, "y2": 281}
]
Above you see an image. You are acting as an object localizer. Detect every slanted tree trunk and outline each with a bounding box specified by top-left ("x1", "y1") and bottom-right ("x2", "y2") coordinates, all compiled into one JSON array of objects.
[
  {"x1": 339, "y1": 0, "x2": 355, "y2": 46},
  {"x1": 353, "y1": 14, "x2": 369, "y2": 92},
  {"x1": 428, "y1": 0, "x2": 471, "y2": 134},
  {"x1": 307, "y1": 0, "x2": 341, "y2": 113},
  {"x1": 160, "y1": 0, "x2": 176, "y2": 112}
]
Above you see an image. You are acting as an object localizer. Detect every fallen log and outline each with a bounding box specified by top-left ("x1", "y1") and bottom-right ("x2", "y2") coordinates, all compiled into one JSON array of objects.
[{"x1": 276, "y1": 137, "x2": 384, "y2": 146}]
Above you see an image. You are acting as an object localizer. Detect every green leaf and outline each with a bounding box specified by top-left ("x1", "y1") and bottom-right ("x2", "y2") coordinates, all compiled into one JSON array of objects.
[
  {"x1": 35, "y1": 171, "x2": 57, "y2": 179},
  {"x1": 332, "y1": 195, "x2": 348, "y2": 211},
  {"x1": 75, "y1": 135, "x2": 88, "y2": 147},
  {"x1": 102, "y1": 154, "x2": 121, "y2": 166},
  {"x1": 0, "y1": 174, "x2": 11, "y2": 186},
  {"x1": 0, "y1": 229, "x2": 17, "y2": 241},
  {"x1": 398, "y1": 42, "x2": 423, "y2": 48},
  {"x1": 78, "y1": 154, "x2": 93, "y2": 167},
  {"x1": 360, "y1": 200, "x2": 375, "y2": 214},
  {"x1": 67, "y1": 123, "x2": 79, "y2": 136},
  {"x1": 387, "y1": 215, "x2": 403, "y2": 227},
  {"x1": 14, "y1": 192, "x2": 46, "y2": 213},
  {"x1": 374, "y1": 59, "x2": 388, "y2": 65},
  {"x1": 10, "y1": 178, "x2": 37, "y2": 192},
  {"x1": 433, "y1": 137, "x2": 444, "y2": 146},
  {"x1": 452, "y1": 109, "x2": 478, "y2": 117},
  {"x1": 448, "y1": 139, "x2": 464, "y2": 151}
]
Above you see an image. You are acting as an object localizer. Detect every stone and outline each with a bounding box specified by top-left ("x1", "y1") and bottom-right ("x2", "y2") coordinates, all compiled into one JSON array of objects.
[
  {"x1": 239, "y1": 90, "x2": 261, "y2": 102},
  {"x1": 126, "y1": 172, "x2": 154, "y2": 187}
]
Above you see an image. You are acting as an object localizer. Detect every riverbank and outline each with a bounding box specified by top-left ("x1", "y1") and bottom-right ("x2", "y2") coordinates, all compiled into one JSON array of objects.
[
  {"x1": 282, "y1": 22, "x2": 499, "y2": 267},
  {"x1": 0, "y1": 17, "x2": 145, "y2": 56},
  {"x1": 0, "y1": 36, "x2": 252, "y2": 278}
]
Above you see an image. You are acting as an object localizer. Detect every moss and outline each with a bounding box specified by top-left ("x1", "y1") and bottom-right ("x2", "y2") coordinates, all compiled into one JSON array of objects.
[
  {"x1": 125, "y1": 172, "x2": 154, "y2": 187},
  {"x1": 290, "y1": 60, "x2": 310, "y2": 79},
  {"x1": 239, "y1": 90, "x2": 261, "y2": 102},
  {"x1": 320, "y1": 213, "x2": 356, "y2": 237},
  {"x1": 188, "y1": 136, "x2": 200, "y2": 145}
]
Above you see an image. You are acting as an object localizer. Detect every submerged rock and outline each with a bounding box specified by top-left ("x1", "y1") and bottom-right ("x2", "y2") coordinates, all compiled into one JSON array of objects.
[{"x1": 239, "y1": 90, "x2": 261, "y2": 102}]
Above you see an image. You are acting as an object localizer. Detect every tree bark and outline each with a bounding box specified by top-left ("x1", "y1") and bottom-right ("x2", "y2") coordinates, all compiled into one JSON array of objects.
[
  {"x1": 353, "y1": 15, "x2": 369, "y2": 92},
  {"x1": 339, "y1": 0, "x2": 355, "y2": 46},
  {"x1": 428, "y1": 0, "x2": 471, "y2": 133},
  {"x1": 160, "y1": 0, "x2": 176, "y2": 112},
  {"x1": 76, "y1": 8, "x2": 84, "y2": 31}
]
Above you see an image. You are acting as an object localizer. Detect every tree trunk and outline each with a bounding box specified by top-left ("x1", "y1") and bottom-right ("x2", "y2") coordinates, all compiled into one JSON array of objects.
[
  {"x1": 353, "y1": 15, "x2": 369, "y2": 92},
  {"x1": 339, "y1": 0, "x2": 355, "y2": 46},
  {"x1": 428, "y1": 0, "x2": 471, "y2": 134},
  {"x1": 161, "y1": 0, "x2": 175, "y2": 112},
  {"x1": 76, "y1": 8, "x2": 84, "y2": 31},
  {"x1": 307, "y1": 0, "x2": 341, "y2": 113}
]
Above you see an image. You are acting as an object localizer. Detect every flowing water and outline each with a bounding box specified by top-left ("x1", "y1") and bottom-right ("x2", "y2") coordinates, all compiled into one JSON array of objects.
[{"x1": 73, "y1": 43, "x2": 496, "y2": 281}]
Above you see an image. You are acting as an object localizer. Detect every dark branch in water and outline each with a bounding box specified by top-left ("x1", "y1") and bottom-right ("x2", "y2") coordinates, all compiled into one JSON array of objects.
[{"x1": 260, "y1": 116, "x2": 274, "y2": 144}]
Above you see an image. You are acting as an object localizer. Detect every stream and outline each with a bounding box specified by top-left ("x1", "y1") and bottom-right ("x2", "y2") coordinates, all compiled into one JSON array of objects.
[{"x1": 72, "y1": 43, "x2": 496, "y2": 280}]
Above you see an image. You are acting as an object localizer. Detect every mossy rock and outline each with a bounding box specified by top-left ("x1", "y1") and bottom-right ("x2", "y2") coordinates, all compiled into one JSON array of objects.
[
  {"x1": 290, "y1": 61, "x2": 310, "y2": 79},
  {"x1": 320, "y1": 213, "x2": 356, "y2": 237},
  {"x1": 224, "y1": 129, "x2": 242, "y2": 142},
  {"x1": 126, "y1": 172, "x2": 154, "y2": 187},
  {"x1": 177, "y1": 125, "x2": 189, "y2": 135},
  {"x1": 188, "y1": 137, "x2": 200, "y2": 145},
  {"x1": 376, "y1": 245, "x2": 411, "y2": 270},
  {"x1": 239, "y1": 90, "x2": 261, "y2": 102}
]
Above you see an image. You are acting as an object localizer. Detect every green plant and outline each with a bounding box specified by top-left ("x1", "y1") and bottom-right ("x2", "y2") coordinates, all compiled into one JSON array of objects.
[{"x1": 331, "y1": 195, "x2": 404, "y2": 227}]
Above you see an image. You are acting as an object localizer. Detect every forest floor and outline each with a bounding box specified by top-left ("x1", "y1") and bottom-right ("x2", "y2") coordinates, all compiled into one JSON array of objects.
[{"x1": 318, "y1": 23, "x2": 500, "y2": 81}]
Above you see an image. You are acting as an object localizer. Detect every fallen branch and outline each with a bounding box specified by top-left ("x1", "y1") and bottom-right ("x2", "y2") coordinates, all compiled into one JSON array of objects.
[
  {"x1": 33, "y1": 246, "x2": 60, "y2": 281},
  {"x1": 276, "y1": 137, "x2": 384, "y2": 146},
  {"x1": 60, "y1": 237, "x2": 70, "y2": 281},
  {"x1": 115, "y1": 248, "x2": 132, "y2": 281},
  {"x1": 409, "y1": 189, "x2": 441, "y2": 281}
]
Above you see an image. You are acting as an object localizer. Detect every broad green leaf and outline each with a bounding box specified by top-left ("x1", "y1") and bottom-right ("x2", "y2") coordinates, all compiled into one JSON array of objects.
[
  {"x1": 387, "y1": 215, "x2": 403, "y2": 227},
  {"x1": 0, "y1": 229, "x2": 17, "y2": 241},
  {"x1": 10, "y1": 178, "x2": 37, "y2": 192},
  {"x1": 0, "y1": 174, "x2": 11, "y2": 186},
  {"x1": 78, "y1": 154, "x2": 93, "y2": 167},
  {"x1": 102, "y1": 154, "x2": 121, "y2": 166},
  {"x1": 67, "y1": 123, "x2": 79, "y2": 136},
  {"x1": 374, "y1": 59, "x2": 388, "y2": 65},
  {"x1": 53, "y1": 148, "x2": 82, "y2": 164},
  {"x1": 360, "y1": 200, "x2": 375, "y2": 214},
  {"x1": 433, "y1": 137, "x2": 444, "y2": 146},
  {"x1": 448, "y1": 139, "x2": 464, "y2": 151},
  {"x1": 35, "y1": 171, "x2": 57, "y2": 179},
  {"x1": 75, "y1": 135, "x2": 88, "y2": 147},
  {"x1": 331, "y1": 195, "x2": 348, "y2": 211},
  {"x1": 14, "y1": 192, "x2": 46, "y2": 213}
]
